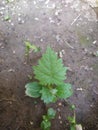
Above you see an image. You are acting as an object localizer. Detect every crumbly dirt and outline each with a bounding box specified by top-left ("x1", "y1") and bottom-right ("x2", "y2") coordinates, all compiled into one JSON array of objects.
[{"x1": 0, "y1": 0, "x2": 98, "y2": 130}]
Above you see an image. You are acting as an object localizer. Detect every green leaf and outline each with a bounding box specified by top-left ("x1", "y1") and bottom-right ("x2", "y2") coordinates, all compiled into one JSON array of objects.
[
  {"x1": 57, "y1": 83, "x2": 73, "y2": 99},
  {"x1": 25, "y1": 82, "x2": 42, "y2": 98},
  {"x1": 95, "y1": 51, "x2": 98, "y2": 56},
  {"x1": 33, "y1": 47, "x2": 67, "y2": 86},
  {"x1": 25, "y1": 41, "x2": 40, "y2": 53},
  {"x1": 41, "y1": 108, "x2": 56, "y2": 130},
  {"x1": 6, "y1": 0, "x2": 12, "y2": 3},
  {"x1": 70, "y1": 105, "x2": 75, "y2": 110},
  {"x1": 40, "y1": 87, "x2": 57, "y2": 104},
  {"x1": 41, "y1": 119, "x2": 51, "y2": 130},
  {"x1": 4, "y1": 15, "x2": 10, "y2": 21},
  {"x1": 47, "y1": 108, "x2": 56, "y2": 119},
  {"x1": 70, "y1": 125, "x2": 76, "y2": 130},
  {"x1": 68, "y1": 116, "x2": 75, "y2": 124}
]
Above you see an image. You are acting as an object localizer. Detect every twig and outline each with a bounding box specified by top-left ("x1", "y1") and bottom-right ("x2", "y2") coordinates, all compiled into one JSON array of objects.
[
  {"x1": 0, "y1": 98, "x2": 16, "y2": 102},
  {"x1": 65, "y1": 41, "x2": 74, "y2": 49},
  {"x1": 71, "y1": 14, "x2": 81, "y2": 25}
]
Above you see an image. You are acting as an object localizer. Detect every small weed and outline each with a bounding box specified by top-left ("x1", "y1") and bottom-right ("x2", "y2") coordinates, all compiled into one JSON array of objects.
[
  {"x1": 95, "y1": 51, "x2": 98, "y2": 56},
  {"x1": 6, "y1": 0, "x2": 12, "y2": 3},
  {"x1": 41, "y1": 108, "x2": 56, "y2": 130},
  {"x1": 68, "y1": 105, "x2": 82, "y2": 130},
  {"x1": 34, "y1": 100, "x2": 37, "y2": 105},
  {"x1": 4, "y1": 15, "x2": 10, "y2": 21},
  {"x1": 25, "y1": 47, "x2": 73, "y2": 130},
  {"x1": 25, "y1": 47, "x2": 72, "y2": 104},
  {"x1": 25, "y1": 41, "x2": 40, "y2": 56}
]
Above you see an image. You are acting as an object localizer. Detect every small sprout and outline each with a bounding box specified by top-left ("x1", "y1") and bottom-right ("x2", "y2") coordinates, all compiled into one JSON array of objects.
[
  {"x1": 95, "y1": 51, "x2": 98, "y2": 56},
  {"x1": 6, "y1": 0, "x2": 12, "y2": 3},
  {"x1": 27, "y1": 75, "x2": 32, "y2": 80},
  {"x1": 34, "y1": 101, "x2": 37, "y2": 104},
  {"x1": 68, "y1": 116, "x2": 75, "y2": 124},
  {"x1": 91, "y1": 51, "x2": 98, "y2": 57},
  {"x1": 71, "y1": 105, "x2": 75, "y2": 110},
  {"x1": 4, "y1": 15, "x2": 10, "y2": 21},
  {"x1": 68, "y1": 104, "x2": 82, "y2": 130},
  {"x1": 41, "y1": 108, "x2": 56, "y2": 130},
  {"x1": 25, "y1": 41, "x2": 40, "y2": 56}
]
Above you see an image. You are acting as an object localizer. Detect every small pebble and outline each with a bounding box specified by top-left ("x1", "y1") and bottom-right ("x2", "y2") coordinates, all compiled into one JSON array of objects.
[
  {"x1": 8, "y1": 19, "x2": 11, "y2": 23},
  {"x1": 11, "y1": 22, "x2": 14, "y2": 26},
  {"x1": 93, "y1": 40, "x2": 97, "y2": 44},
  {"x1": 75, "y1": 124, "x2": 82, "y2": 130},
  {"x1": 18, "y1": 13, "x2": 21, "y2": 16},
  {"x1": 57, "y1": 108, "x2": 60, "y2": 112},
  {"x1": 56, "y1": 35, "x2": 60, "y2": 42},
  {"x1": 58, "y1": 115, "x2": 61, "y2": 120},
  {"x1": 18, "y1": 17, "x2": 21, "y2": 21},
  {"x1": 13, "y1": 50, "x2": 16, "y2": 54},
  {"x1": 9, "y1": 101, "x2": 12, "y2": 105},
  {"x1": 40, "y1": 38, "x2": 43, "y2": 42},
  {"x1": 58, "y1": 102, "x2": 62, "y2": 106},
  {"x1": 59, "y1": 51, "x2": 63, "y2": 58},
  {"x1": 30, "y1": 121, "x2": 33, "y2": 125},
  {"x1": 33, "y1": 1, "x2": 36, "y2": 5},
  {"x1": 90, "y1": 104, "x2": 94, "y2": 107},
  {"x1": 60, "y1": 120, "x2": 63, "y2": 124},
  {"x1": 45, "y1": 0, "x2": 50, "y2": 5},
  {"x1": 1, "y1": 46, "x2": 4, "y2": 49},
  {"x1": 49, "y1": 17, "x2": 55, "y2": 23},
  {"x1": 8, "y1": 69, "x2": 15, "y2": 72},
  {"x1": 21, "y1": 20, "x2": 25, "y2": 23},
  {"x1": 0, "y1": 43, "x2": 3, "y2": 47},
  {"x1": 34, "y1": 17, "x2": 39, "y2": 21},
  {"x1": 61, "y1": 50, "x2": 65, "y2": 54},
  {"x1": 0, "y1": 11, "x2": 4, "y2": 15},
  {"x1": 0, "y1": 7, "x2": 5, "y2": 10},
  {"x1": 76, "y1": 88, "x2": 83, "y2": 91}
]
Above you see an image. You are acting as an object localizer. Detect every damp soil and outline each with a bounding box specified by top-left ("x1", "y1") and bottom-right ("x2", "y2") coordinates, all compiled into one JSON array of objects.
[{"x1": 0, "y1": 0, "x2": 98, "y2": 130}]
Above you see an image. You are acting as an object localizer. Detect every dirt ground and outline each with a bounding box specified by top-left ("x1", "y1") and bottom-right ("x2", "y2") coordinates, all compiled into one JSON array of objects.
[{"x1": 0, "y1": 0, "x2": 98, "y2": 130}]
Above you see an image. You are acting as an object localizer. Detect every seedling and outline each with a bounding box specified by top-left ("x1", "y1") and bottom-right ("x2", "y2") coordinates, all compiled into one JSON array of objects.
[
  {"x1": 34, "y1": 100, "x2": 37, "y2": 105},
  {"x1": 27, "y1": 75, "x2": 32, "y2": 80},
  {"x1": 6, "y1": 0, "x2": 12, "y2": 3},
  {"x1": 25, "y1": 47, "x2": 73, "y2": 130},
  {"x1": 25, "y1": 47, "x2": 73, "y2": 104},
  {"x1": 95, "y1": 51, "x2": 98, "y2": 56},
  {"x1": 25, "y1": 41, "x2": 40, "y2": 56},
  {"x1": 41, "y1": 108, "x2": 56, "y2": 130},
  {"x1": 68, "y1": 105, "x2": 82, "y2": 130},
  {"x1": 4, "y1": 15, "x2": 10, "y2": 21}
]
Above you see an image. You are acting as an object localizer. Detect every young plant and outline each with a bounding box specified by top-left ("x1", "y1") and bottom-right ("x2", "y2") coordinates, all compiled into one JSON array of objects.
[
  {"x1": 41, "y1": 108, "x2": 56, "y2": 130},
  {"x1": 25, "y1": 47, "x2": 73, "y2": 104},
  {"x1": 4, "y1": 15, "x2": 10, "y2": 21},
  {"x1": 95, "y1": 51, "x2": 98, "y2": 56},
  {"x1": 25, "y1": 41, "x2": 40, "y2": 56},
  {"x1": 68, "y1": 105, "x2": 82, "y2": 130}
]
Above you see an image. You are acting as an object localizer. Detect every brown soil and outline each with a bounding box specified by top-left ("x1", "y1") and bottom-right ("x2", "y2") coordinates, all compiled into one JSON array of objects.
[{"x1": 0, "y1": 0, "x2": 98, "y2": 130}]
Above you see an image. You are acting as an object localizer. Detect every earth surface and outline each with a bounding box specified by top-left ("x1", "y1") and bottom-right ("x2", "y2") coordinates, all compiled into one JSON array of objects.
[{"x1": 0, "y1": 0, "x2": 98, "y2": 130}]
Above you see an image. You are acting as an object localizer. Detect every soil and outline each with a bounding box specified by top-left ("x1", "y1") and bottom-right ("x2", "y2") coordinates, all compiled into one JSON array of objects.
[{"x1": 0, "y1": 0, "x2": 98, "y2": 130}]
